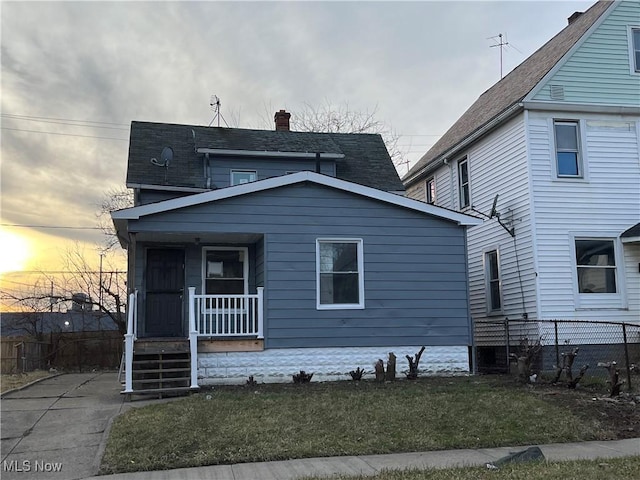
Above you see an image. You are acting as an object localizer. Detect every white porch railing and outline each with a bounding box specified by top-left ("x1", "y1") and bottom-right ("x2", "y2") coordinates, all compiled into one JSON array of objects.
[
  {"x1": 188, "y1": 287, "x2": 264, "y2": 390},
  {"x1": 122, "y1": 290, "x2": 138, "y2": 394}
]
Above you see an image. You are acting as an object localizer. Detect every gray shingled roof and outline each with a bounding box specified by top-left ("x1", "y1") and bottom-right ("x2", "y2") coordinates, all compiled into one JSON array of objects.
[
  {"x1": 621, "y1": 222, "x2": 640, "y2": 238},
  {"x1": 404, "y1": 0, "x2": 613, "y2": 184},
  {"x1": 127, "y1": 122, "x2": 404, "y2": 192}
]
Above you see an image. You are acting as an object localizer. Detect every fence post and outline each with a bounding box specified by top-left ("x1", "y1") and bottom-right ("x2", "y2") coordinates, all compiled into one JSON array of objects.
[
  {"x1": 504, "y1": 318, "x2": 510, "y2": 374},
  {"x1": 622, "y1": 323, "x2": 632, "y2": 391},
  {"x1": 554, "y1": 320, "x2": 560, "y2": 369}
]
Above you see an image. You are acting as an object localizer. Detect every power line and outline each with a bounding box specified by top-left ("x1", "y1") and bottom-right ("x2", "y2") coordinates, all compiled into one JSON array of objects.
[
  {"x1": 1, "y1": 113, "x2": 129, "y2": 127},
  {"x1": 1, "y1": 223, "x2": 103, "y2": 230},
  {"x1": 2, "y1": 116, "x2": 129, "y2": 131},
  {"x1": 1, "y1": 126, "x2": 128, "y2": 141}
]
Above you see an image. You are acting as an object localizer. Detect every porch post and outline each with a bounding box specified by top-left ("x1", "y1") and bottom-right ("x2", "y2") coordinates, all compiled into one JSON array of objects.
[
  {"x1": 123, "y1": 291, "x2": 136, "y2": 394},
  {"x1": 257, "y1": 286, "x2": 264, "y2": 339},
  {"x1": 188, "y1": 287, "x2": 199, "y2": 389}
]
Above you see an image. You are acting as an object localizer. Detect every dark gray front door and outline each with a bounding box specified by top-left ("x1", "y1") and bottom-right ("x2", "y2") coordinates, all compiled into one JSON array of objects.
[{"x1": 145, "y1": 248, "x2": 184, "y2": 337}]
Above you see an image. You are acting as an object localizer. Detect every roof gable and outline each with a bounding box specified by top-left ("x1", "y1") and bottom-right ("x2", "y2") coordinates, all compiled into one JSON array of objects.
[
  {"x1": 127, "y1": 121, "x2": 404, "y2": 192},
  {"x1": 113, "y1": 171, "x2": 482, "y2": 227},
  {"x1": 404, "y1": 0, "x2": 615, "y2": 184}
]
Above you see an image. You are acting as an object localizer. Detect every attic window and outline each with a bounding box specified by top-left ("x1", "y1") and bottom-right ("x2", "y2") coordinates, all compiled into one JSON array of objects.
[{"x1": 550, "y1": 84, "x2": 565, "y2": 100}]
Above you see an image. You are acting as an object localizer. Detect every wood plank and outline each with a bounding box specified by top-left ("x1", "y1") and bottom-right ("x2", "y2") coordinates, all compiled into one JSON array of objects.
[{"x1": 198, "y1": 339, "x2": 264, "y2": 352}]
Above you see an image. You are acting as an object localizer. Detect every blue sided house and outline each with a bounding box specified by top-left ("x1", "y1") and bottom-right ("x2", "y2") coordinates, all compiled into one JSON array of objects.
[{"x1": 112, "y1": 110, "x2": 481, "y2": 396}]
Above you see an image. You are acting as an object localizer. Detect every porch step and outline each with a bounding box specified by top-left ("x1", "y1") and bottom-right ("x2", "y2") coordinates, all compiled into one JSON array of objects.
[{"x1": 125, "y1": 348, "x2": 196, "y2": 399}]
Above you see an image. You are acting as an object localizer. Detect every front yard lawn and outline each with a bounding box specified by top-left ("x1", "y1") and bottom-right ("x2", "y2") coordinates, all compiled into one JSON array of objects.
[{"x1": 100, "y1": 376, "x2": 633, "y2": 474}]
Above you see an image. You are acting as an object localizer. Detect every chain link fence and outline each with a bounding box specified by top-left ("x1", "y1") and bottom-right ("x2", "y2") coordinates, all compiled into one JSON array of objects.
[{"x1": 474, "y1": 319, "x2": 640, "y2": 391}]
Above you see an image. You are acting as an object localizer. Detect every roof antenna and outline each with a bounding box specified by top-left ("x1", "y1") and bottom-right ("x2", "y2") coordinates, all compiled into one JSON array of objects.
[
  {"x1": 208, "y1": 95, "x2": 229, "y2": 127},
  {"x1": 489, "y1": 33, "x2": 508, "y2": 79}
]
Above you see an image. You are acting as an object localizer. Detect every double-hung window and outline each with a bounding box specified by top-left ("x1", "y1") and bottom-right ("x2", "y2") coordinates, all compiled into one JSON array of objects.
[
  {"x1": 425, "y1": 177, "x2": 436, "y2": 204},
  {"x1": 458, "y1": 158, "x2": 470, "y2": 209},
  {"x1": 630, "y1": 27, "x2": 640, "y2": 73},
  {"x1": 575, "y1": 239, "x2": 617, "y2": 294},
  {"x1": 203, "y1": 247, "x2": 248, "y2": 295},
  {"x1": 316, "y1": 239, "x2": 364, "y2": 309},
  {"x1": 485, "y1": 250, "x2": 502, "y2": 313},
  {"x1": 230, "y1": 170, "x2": 257, "y2": 186},
  {"x1": 554, "y1": 121, "x2": 582, "y2": 177}
]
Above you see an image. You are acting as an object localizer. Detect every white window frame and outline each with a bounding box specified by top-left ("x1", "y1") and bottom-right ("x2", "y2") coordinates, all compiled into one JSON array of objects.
[
  {"x1": 457, "y1": 157, "x2": 470, "y2": 209},
  {"x1": 201, "y1": 246, "x2": 249, "y2": 296},
  {"x1": 484, "y1": 248, "x2": 503, "y2": 315},
  {"x1": 425, "y1": 177, "x2": 436, "y2": 204},
  {"x1": 230, "y1": 170, "x2": 257, "y2": 186},
  {"x1": 316, "y1": 238, "x2": 364, "y2": 310},
  {"x1": 627, "y1": 26, "x2": 640, "y2": 74},
  {"x1": 552, "y1": 119, "x2": 587, "y2": 180},
  {"x1": 569, "y1": 234, "x2": 626, "y2": 310}
]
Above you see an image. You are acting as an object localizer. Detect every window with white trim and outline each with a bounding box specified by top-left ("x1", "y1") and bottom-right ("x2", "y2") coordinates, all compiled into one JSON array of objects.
[
  {"x1": 631, "y1": 27, "x2": 640, "y2": 73},
  {"x1": 554, "y1": 120, "x2": 582, "y2": 177},
  {"x1": 458, "y1": 158, "x2": 470, "y2": 209},
  {"x1": 230, "y1": 170, "x2": 257, "y2": 186},
  {"x1": 485, "y1": 249, "x2": 502, "y2": 312},
  {"x1": 425, "y1": 177, "x2": 436, "y2": 204},
  {"x1": 316, "y1": 239, "x2": 364, "y2": 309},
  {"x1": 202, "y1": 247, "x2": 248, "y2": 295},
  {"x1": 575, "y1": 239, "x2": 617, "y2": 294}
]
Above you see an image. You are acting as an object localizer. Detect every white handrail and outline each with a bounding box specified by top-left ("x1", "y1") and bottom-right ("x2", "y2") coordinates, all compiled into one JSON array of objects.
[
  {"x1": 188, "y1": 287, "x2": 199, "y2": 389},
  {"x1": 192, "y1": 291, "x2": 264, "y2": 337}
]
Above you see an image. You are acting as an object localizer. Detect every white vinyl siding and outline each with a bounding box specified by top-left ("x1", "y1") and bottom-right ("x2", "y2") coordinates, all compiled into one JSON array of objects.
[{"x1": 529, "y1": 110, "x2": 639, "y2": 318}]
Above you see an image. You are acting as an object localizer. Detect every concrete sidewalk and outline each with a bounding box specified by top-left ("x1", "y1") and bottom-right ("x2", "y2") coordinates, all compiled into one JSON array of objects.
[
  {"x1": 1, "y1": 373, "x2": 638, "y2": 480},
  {"x1": 85, "y1": 438, "x2": 640, "y2": 480},
  {"x1": 1, "y1": 372, "x2": 126, "y2": 480}
]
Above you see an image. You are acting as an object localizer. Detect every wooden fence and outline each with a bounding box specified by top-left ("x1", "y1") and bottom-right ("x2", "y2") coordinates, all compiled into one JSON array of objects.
[{"x1": 1, "y1": 331, "x2": 123, "y2": 374}]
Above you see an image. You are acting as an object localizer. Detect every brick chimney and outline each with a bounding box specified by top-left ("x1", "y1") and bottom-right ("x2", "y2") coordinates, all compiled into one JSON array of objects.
[
  {"x1": 567, "y1": 11, "x2": 583, "y2": 25},
  {"x1": 274, "y1": 109, "x2": 291, "y2": 131}
]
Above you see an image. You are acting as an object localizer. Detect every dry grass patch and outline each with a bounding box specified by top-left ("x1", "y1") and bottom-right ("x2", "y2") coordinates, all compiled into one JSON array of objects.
[{"x1": 1, "y1": 370, "x2": 51, "y2": 394}]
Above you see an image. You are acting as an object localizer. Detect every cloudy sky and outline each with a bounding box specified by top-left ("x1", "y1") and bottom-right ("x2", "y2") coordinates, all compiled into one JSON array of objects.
[{"x1": 1, "y1": 0, "x2": 594, "y2": 280}]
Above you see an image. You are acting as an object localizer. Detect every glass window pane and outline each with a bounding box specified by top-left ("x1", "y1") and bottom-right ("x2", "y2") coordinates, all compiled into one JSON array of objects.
[
  {"x1": 575, "y1": 240, "x2": 615, "y2": 266},
  {"x1": 231, "y1": 171, "x2": 256, "y2": 185},
  {"x1": 577, "y1": 268, "x2": 617, "y2": 293},
  {"x1": 206, "y1": 279, "x2": 244, "y2": 295},
  {"x1": 555, "y1": 123, "x2": 578, "y2": 150},
  {"x1": 459, "y1": 161, "x2": 468, "y2": 183},
  {"x1": 320, "y1": 273, "x2": 358, "y2": 304},
  {"x1": 207, "y1": 250, "x2": 244, "y2": 278},
  {"x1": 557, "y1": 152, "x2": 579, "y2": 176},
  {"x1": 633, "y1": 28, "x2": 640, "y2": 50},
  {"x1": 319, "y1": 243, "x2": 357, "y2": 272},
  {"x1": 490, "y1": 281, "x2": 501, "y2": 309},
  {"x1": 488, "y1": 251, "x2": 499, "y2": 280}
]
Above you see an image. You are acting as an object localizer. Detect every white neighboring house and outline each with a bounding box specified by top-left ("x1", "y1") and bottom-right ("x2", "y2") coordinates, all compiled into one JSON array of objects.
[{"x1": 403, "y1": 0, "x2": 640, "y2": 370}]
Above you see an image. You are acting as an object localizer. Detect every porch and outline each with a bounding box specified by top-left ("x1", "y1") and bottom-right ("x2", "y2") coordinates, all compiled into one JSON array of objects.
[{"x1": 121, "y1": 287, "x2": 264, "y2": 396}]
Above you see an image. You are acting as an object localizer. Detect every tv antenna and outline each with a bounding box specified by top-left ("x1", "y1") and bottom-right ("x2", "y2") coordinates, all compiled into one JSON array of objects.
[
  {"x1": 471, "y1": 193, "x2": 515, "y2": 237},
  {"x1": 489, "y1": 33, "x2": 508, "y2": 79},
  {"x1": 209, "y1": 95, "x2": 229, "y2": 127}
]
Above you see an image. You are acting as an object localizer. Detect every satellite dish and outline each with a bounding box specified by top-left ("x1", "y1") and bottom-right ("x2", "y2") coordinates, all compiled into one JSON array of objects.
[
  {"x1": 150, "y1": 146, "x2": 173, "y2": 167},
  {"x1": 489, "y1": 194, "x2": 499, "y2": 219}
]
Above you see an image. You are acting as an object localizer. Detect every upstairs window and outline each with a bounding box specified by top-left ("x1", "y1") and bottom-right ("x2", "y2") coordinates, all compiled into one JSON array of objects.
[
  {"x1": 316, "y1": 239, "x2": 364, "y2": 309},
  {"x1": 458, "y1": 158, "x2": 470, "y2": 209},
  {"x1": 231, "y1": 170, "x2": 257, "y2": 186},
  {"x1": 485, "y1": 250, "x2": 502, "y2": 312},
  {"x1": 575, "y1": 239, "x2": 617, "y2": 294},
  {"x1": 425, "y1": 177, "x2": 436, "y2": 204},
  {"x1": 631, "y1": 27, "x2": 640, "y2": 73},
  {"x1": 554, "y1": 121, "x2": 582, "y2": 177}
]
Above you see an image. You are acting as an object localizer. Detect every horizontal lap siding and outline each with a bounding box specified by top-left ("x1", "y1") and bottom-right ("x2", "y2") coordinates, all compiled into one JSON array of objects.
[
  {"x1": 533, "y1": 1, "x2": 640, "y2": 106},
  {"x1": 529, "y1": 110, "x2": 640, "y2": 321},
  {"x1": 130, "y1": 183, "x2": 472, "y2": 349}
]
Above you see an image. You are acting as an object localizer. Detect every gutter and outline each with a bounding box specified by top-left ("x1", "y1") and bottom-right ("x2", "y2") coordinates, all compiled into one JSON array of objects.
[
  {"x1": 196, "y1": 148, "x2": 345, "y2": 159},
  {"x1": 405, "y1": 102, "x2": 524, "y2": 185}
]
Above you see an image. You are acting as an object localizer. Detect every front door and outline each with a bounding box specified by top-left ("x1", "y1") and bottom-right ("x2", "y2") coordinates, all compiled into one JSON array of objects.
[{"x1": 145, "y1": 248, "x2": 184, "y2": 337}]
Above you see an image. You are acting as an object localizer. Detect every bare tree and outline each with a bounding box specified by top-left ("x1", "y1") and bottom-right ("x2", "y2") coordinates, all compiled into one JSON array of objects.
[{"x1": 96, "y1": 187, "x2": 133, "y2": 251}]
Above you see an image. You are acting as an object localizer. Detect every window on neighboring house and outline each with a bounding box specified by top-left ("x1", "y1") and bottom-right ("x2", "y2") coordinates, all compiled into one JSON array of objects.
[
  {"x1": 231, "y1": 170, "x2": 257, "y2": 186},
  {"x1": 426, "y1": 177, "x2": 436, "y2": 204},
  {"x1": 554, "y1": 121, "x2": 582, "y2": 177},
  {"x1": 485, "y1": 250, "x2": 502, "y2": 312},
  {"x1": 575, "y1": 239, "x2": 617, "y2": 294},
  {"x1": 203, "y1": 247, "x2": 248, "y2": 295},
  {"x1": 317, "y1": 239, "x2": 364, "y2": 309},
  {"x1": 458, "y1": 158, "x2": 470, "y2": 208},
  {"x1": 631, "y1": 27, "x2": 640, "y2": 73}
]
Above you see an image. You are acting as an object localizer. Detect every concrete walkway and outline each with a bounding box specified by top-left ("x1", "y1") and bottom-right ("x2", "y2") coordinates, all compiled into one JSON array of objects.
[
  {"x1": 1, "y1": 372, "x2": 126, "y2": 480},
  {"x1": 1, "y1": 373, "x2": 639, "y2": 480}
]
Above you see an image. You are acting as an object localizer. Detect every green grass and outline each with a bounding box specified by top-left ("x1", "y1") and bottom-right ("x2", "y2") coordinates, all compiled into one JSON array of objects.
[
  {"x1": 303, "y1": 456, "x2": 640, "y2": 480},
  {"x1": 100, "y1": 377, "x2": 613, "y2": 474}
]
